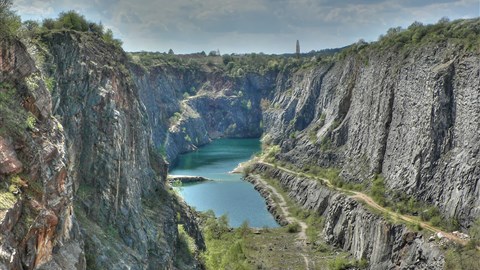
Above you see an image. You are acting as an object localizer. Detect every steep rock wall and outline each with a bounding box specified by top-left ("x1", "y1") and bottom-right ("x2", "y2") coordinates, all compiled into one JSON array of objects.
[
  {"x1": 131, "y1": 64, "x2": 276, "y2": 161},
  {"x1": 0, "y1": 39, "x2": 84, "y2": 269},
  {"x1": 263, "y1": 41, "x2": 480, "y2": 228},
  {"x1": 39, "y1": 31, "x2": 205, "y2": 269}
]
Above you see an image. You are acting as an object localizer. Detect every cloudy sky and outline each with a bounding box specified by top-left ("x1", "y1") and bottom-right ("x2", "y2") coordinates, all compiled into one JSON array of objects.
[{"x1": 13, "y1": 0, "x2": 480, "y2": 54}]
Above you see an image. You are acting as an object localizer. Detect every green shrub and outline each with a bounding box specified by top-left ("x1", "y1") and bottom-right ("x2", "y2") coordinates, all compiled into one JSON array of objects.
[
  {"x1": 56, "y1": 10, "x2": 89, "y2": 31},
  {"x1": 420, "y1": 206, "x2": 441, "y2": 222},
  {"x1": 328, "y1": 257, "x2": 354, "y2": 270},
  {"x1": 445, "y1": 247, "x2": 480, "y2": 270},
  {"x1": 102, "y1": 28, "x2": 123, "y2": 48},
  {"x1": 286, "y1": 222, "x2": 300, "y2": 233},
  {"x1": 39, "y1": 10, "x2": 123, "y2": 49},
  {"x1": 169, "y1": 112, "x2": 182, "y2": 126},
  {"x1": 175, "y1": 224, "x2": 197, "y2": 269},
  {"x1": 468, "y1": 218, "x2": 480, "y2": 247},
  {"x1": 370, "y1": 175, "x2": 387, "y2": 206},
  {"x1": 199, "y1": 212, "x2": 250, "y2": 270}
]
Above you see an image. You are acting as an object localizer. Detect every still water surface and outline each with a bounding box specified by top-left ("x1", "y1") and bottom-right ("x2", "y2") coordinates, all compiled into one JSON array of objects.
[{"x1": 170, "y1": 138, "x2": 279, "y2": 228}]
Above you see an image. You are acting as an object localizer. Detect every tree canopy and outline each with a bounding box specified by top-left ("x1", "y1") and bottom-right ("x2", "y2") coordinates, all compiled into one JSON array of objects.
[{"x1": 0, "y1": 0, "x2": 21, "y2": 38}]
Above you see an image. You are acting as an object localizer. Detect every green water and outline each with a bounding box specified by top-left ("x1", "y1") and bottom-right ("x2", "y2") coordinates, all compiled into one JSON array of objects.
[{"x1": 170, "y1": 138, "x2": 279, "y2": 228}]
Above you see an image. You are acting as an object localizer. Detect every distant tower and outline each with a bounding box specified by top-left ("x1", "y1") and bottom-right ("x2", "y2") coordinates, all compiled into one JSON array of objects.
[{"x1": 296, "y1": 40, "x2": 300, "y2": 58}]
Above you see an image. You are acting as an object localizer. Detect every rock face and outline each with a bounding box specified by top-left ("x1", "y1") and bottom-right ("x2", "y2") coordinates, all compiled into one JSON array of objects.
[
  {"x1": 262, "y1": 41, "x2": 480, "y2": 228},
  {"x1": 133, "y1": 34, "x2": 479, "y2": 228},
  {"x1": 0, "y1": 137, "x2": 23, "y2": 175},
  {"x1": 131, "y1": 64, "x2": 276, "y2": 161},
  {"x1": 1, "y1": 33, "x2": 204, "y2": 269},
  {"x1": 252, "y1": 163, "x2": 445, "y2": 269},
  {"x1": 0, "y1": 39, "x2": 84, "y2": 270},
  {"x1": 41, "y1": 31, "x2": 203, "y2": 269}
]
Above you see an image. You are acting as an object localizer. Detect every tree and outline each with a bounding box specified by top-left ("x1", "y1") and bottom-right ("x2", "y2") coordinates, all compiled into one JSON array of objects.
[
  {"x1": 438, "y1": 17, "x2": 450, "y2": 24},
  {"x1": 88, "y1": 21, "x2": 103, "y2": 35},
  {"x1": 102, "y1": 28, "x2": 123, "y2": 48},
  {"x1": 0, "y1": 0, "x2": 21, "y2": 38},
  {"x1": 57, "y1": 10, "x2": 89, "y2": 31},
  {"x1": 42, "y1": 18, "x2": 56, "y2": 30},
  {"x1": 168, "y1": 49, "x2": 174, "y2": 55}
]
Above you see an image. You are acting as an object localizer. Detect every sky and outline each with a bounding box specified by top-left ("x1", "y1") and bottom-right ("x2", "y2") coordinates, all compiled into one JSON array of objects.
[{"x1": 13, "y1": 0, "x2": 480, "y2": 54}]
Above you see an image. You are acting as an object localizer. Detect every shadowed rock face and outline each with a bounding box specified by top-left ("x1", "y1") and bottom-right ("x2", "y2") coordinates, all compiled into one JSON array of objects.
[{"x1": 41, "y1": 31, "x2": 205, "y2": 269}]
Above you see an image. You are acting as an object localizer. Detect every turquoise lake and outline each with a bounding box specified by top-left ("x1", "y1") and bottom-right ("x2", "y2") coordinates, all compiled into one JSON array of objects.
[{"x1": 170, "y1": 138, "x2": 279, "y2": 228}]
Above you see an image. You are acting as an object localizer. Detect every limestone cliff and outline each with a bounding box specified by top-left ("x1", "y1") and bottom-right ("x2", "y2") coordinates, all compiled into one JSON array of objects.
[
  {"x1": 132, "y1": 20, "x2": 479, "y2": 229},
  {"x1": 1, "y1": 32, "x2": 204, "y2": 269},
  {"x1": 130, "y1": 61, "x2": 276, "y2": 161},
  {"x1": 0, "y1": 39, "x2": 84, "y2": 269},
  {"x1": 130, "y1": 19, "x2": 479, "y2": 269},
  {"x1": 41, "y1": 31, "x2": 203, "y2": 269},
  {"x1": 263, "y1": 34, "x2": 480, "y2": 228}
]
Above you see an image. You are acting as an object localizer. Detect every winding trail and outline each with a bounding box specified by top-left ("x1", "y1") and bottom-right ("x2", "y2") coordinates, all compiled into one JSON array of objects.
[
  {"x1": 251, "y1": 174, "x2": 312, "y2": 270},
  {"x1": 256, "y1": 160, "x2": 468, "y2": 246}
]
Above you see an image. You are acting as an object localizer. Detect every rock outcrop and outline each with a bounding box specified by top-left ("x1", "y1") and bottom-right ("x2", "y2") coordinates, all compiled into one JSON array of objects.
[{"x1": 251, "y1": 162, "x2": 445, "y2": 269}]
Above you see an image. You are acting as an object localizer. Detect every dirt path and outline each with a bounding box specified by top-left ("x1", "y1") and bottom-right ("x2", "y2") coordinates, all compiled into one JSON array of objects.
[
  {"x1": 252, "y1": 174, "x2": 312, "y2": 269},
  {"x1": 257, "y1": 161, "x2": 468, "y2": 246}
]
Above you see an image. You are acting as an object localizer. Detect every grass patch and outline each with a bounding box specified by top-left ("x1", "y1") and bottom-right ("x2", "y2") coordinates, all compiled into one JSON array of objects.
[
  {"x1": 174, "y1": 224, "x2": 197, "y2": 269},
  {"x1": 445, "y1": 246, "x2": 480, "y2": 270},
  {"x1": 0, "y1": 186, "x2": 17, "y2": 210},
  {"x1": 328, "y1": 256, "x2": 369, "y2": 270}
]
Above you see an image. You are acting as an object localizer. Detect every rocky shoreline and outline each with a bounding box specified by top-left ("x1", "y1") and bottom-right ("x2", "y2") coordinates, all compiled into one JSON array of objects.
[{"x1": 244, "y1": 174, "x2": 289, "y2": 226}]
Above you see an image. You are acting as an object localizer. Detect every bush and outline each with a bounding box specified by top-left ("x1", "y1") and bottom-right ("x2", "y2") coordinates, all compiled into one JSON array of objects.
[
  {"x1": 40, "y1": 18, "x2": 54, "y2": 30},
  {"x1": 286, "y1": 222, "x2": 300, "y2": 233},
  {"x1": 39, "y1": 10, "x2": 123, "y2": 49},
  {"x1": 56, "y1": 10, "x2": 89, "y2": 31},
  {"x1": 445, "y1": 247, "x2": 480, "y2": 270},
  {"x1": 370, "y1": 175, "x2": 387, "y2": 206},
  {"x1": 102, "y1": 28, "x2": 123, "y2": 48},
  {"x1": 468, "y1": 218, "x2": 480, "y2": 247},
  {"x1": 200, "y1": 211, "x2": 250, "y2": 270},
  {"x1": 420, "y1": 206, "x2": 441, "y2": 222},
  {"x1": 328, "y1": 257, "x2": 354, "y2": 270}
]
